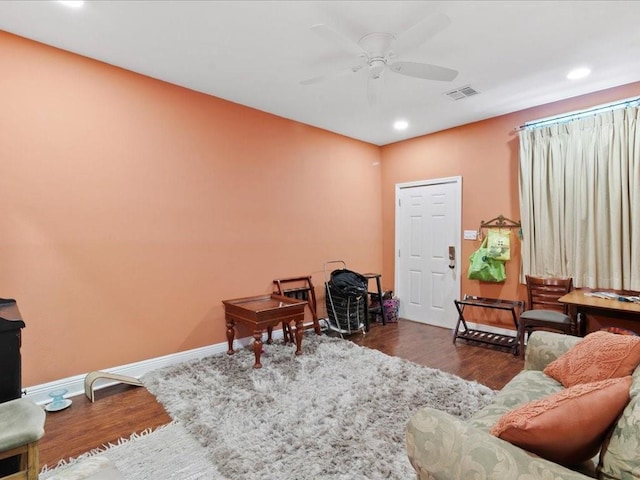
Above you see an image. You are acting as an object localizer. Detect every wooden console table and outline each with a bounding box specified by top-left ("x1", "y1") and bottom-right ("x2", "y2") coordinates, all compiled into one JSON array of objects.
[
  {"x1": 453, "y1": 295, "x2": 524, "y2": 355},
  {"x1": 222, "y1": 294, "x2": 307, "y2": 368},
  {"x1": 559, "y1": 289, "x2": 640, "y2": 335}
]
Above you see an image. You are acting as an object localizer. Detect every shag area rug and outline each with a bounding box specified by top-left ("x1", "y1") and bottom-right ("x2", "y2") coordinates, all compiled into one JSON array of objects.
[
  {"x1": 142, "y1": 333, "x2": 495, "y2": 480},
  {"x1": 40, "y1": 422, "x2": 224, "y2": 479}
]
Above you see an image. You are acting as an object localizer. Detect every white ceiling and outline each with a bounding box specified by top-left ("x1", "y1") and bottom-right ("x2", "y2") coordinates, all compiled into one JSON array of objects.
[{"x1": 2, "y1": 1, "x2": 640, "y2": 145}]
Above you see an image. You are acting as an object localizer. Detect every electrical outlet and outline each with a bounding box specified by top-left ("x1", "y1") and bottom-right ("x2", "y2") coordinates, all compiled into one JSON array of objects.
[{"x1": 463, "y1": 230, "x2": 477, "y2": 240}]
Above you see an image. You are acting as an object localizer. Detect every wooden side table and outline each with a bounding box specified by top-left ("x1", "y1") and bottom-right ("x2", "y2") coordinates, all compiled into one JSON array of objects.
[
  {"x1": 362, "y1": 273, "x2": 387, "y2": 326},
  {"x1": 222, "y1": 294, "x2": 307, "y2": 368}
]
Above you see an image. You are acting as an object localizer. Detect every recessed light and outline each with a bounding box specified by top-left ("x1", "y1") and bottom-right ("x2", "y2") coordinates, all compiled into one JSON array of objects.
[
  {"x1": 57, "y1": 1, "x2": 84, "y2": 7},
  {"x1": 567, "y1": 67, "x2": 591, "y2": 80},
  {"x1": 393, "y1": 120, "x2": 409, "y2": 131}
]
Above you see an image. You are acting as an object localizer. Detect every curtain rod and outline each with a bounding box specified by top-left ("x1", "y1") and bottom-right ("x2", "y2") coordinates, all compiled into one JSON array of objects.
[{"x1": 514, "y1": 96, "x2": 640, "y2": 132}]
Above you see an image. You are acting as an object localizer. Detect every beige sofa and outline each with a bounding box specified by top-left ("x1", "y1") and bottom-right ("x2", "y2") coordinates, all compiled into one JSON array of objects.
[{"x1": 406, "y1": 330, "x2": 640, "y2": 479}]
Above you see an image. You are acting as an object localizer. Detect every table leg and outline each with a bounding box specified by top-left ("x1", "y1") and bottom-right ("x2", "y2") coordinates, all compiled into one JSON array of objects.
[
  {"x1": 311, "y1": 319, "x2": 322, "y2": 335},
  {"x1": 266, "y1": 326, "x2": 274, "y2": 344},
  {"x1": 305, "y1": 300, "x2": 322, "y2": 335},
  {"x1": 226, "y1": 319, "x2": 235, "y2": 355},
  {"x1": 567, "y1": 304, "x2": 579, "y2": 335},
  {"x1": 252, "y1": 330, "x2": 263, "y2": 369},
  {"x1": 364, "y1": 299, "x2": 370, "y2": 332},
  {"x1": 375, "y1": 276, "x2": 387, "y2": 325},
  {"x1": 294, "y1": 318, "x2": 304, "y2": 356},
  {"x1": 576, "y1": 312, "x2": 585, "y2": 336}
]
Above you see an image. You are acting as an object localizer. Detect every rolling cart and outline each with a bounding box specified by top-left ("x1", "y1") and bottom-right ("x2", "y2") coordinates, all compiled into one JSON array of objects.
[{"x1": 324, "y1": 261, "x2": 368, "y2": 337}]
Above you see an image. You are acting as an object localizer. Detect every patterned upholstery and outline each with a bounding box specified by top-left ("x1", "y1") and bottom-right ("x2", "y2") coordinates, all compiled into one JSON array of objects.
[
  {"x1": 406, "y1": 330, "x2": 640, "y2": 480},
  {"x1": 0, "y1": 398, "x2": 45, "y2": 480},
  {"x1": 598, "y1": 365, "x2": 640, "y2": 480}
]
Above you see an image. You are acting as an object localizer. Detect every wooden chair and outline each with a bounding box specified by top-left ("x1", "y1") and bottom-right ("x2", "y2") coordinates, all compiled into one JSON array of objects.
[
  {"x1": 0, "y1": 398, "x2": 45, "y2": 480},
  {"x1": 519, "y1": 275, "x2": 575, "y2": 356}
]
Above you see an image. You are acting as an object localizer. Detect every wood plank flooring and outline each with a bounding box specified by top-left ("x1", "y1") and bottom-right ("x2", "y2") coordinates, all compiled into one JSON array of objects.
[{"x1": 38, "y1": 320, "x2": 524, "y2": 469}]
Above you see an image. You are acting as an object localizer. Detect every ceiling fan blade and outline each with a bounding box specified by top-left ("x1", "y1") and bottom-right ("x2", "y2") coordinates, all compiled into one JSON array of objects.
[
  {"x1": 300, "y1": 74, "x2": 330, "y2": 86},
  {"x1": 392, "y1": 12, "x2": 452, "y2": 53},
  {"x1": 300, "y1": 65, "x2": 363, "y2": 86},
  {"x1": 390, "y1": 61, "x2": 458, "y2": 82},
  {"x1": 310, "y1": 24, "x2": 365, "y2": 57}
]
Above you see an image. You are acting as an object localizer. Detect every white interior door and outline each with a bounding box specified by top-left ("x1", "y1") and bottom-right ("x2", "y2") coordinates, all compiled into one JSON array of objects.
[{"x1": 395, "y1": 177, "x2": 461, "y2": 328}]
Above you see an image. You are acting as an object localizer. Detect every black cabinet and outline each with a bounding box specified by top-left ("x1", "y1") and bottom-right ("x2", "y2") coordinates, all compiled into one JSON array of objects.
[
  {"x1": 0, "y1": 298, "x2": 25, "y2": 403},
  {"x1": 0, "y1": 298, "x2": 25, "y2": 475}
]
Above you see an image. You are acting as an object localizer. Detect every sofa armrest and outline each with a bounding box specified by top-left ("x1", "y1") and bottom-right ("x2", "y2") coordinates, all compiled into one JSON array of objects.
[
  {"x1": 524, "y1": 330, "x2": 583, "y2": 371},
  {"x1": 406, "y1": 407, "x2": 590, "y2": 480}
]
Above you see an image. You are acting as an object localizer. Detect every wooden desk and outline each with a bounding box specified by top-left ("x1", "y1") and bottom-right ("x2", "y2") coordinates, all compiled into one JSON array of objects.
[
  {"x1": 222, "y1": 294, "x2": 307, "y2": 368},
  {"x1": 558, "y1": 290, "x2": 640, "y2": 335}
]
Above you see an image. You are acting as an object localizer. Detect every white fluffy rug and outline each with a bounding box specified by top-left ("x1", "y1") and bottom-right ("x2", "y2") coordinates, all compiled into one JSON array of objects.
[
  {"x1": 41, "y1": 422, "x2": 224, "y2": 479},
  {"x1": 142, "y1": 333, "x2": 495, "y2": 480}
]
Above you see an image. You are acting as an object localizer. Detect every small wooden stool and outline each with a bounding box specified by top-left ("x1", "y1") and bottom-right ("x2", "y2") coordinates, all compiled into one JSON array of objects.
[{"x1": 0, "y1": 398, "x2": 45, "y2": 480}]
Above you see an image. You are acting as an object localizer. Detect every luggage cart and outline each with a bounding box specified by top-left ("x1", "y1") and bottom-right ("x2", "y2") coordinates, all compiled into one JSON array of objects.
[{"x1": 324, "y1": 261, "x2": 368, "y2": 337}]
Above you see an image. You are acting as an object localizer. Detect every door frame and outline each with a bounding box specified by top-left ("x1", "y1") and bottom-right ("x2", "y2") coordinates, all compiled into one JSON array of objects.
[{"x1": 394, "y1": 176, "x2": 462, "y2": 324}]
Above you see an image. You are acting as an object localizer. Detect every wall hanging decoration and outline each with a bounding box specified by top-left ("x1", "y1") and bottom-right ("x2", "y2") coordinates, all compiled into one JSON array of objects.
[
  {"x1": 487, "y1": 228, "x2": 511, "y2": 261},
  {"x1": 467, "y1": 237, "x2": 507, "y2": 282},
  {"x1": 478, "y1": 214, "x2": 522, "y2": 244}
]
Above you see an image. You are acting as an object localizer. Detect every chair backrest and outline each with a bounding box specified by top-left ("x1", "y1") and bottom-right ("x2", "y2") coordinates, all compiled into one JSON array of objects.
[
  {"x1": 273, "y1": 276, "x2": 318, "y2": 319},
  {"x1": 525, "y1": 275, "x2": 573, "y2": 314}
]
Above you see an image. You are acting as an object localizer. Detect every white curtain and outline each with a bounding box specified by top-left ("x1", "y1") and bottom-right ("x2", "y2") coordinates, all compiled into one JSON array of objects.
[{"x1": 519, "y1": 106, "x2": 640, "y2": 290}]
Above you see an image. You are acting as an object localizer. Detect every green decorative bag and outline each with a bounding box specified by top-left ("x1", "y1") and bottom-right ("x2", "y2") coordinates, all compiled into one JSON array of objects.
[
  {"x1": 467, "y1": 237, "x2": 507, "y2": 282},
  {"x1": 486, "y1": 228, "x2": 511, "y2": 261}
]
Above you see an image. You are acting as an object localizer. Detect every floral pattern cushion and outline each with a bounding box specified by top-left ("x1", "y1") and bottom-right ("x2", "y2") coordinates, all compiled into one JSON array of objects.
[
  {"x1": 524, "y1": 330, "x2": 583, "y2": 372},
  {"x1": 469, "y1": 370, "x2": 563, "y2": 431},
  {"x1": 598, "y1": 366, "x2": 640, "y2": 480},
  {"x1": 406, "y1": 331, "x2": 640, "y2": 480},
  {"x1": 406, "y1": 407, "x2": 591, "y2": 480}
]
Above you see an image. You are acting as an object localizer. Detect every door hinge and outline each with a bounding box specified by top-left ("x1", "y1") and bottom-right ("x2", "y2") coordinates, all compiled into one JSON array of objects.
[
  {"x1": 398, "y1": 198, "x2": 401, "y2": 207},
  {"x1": 398, "y1": 249, "x2": 401, "y2": 257}
]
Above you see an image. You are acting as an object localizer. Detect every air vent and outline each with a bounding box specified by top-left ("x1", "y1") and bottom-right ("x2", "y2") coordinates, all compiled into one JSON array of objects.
[{"x1": 444, "y1": 85, "x2": 479, "y2": 100}]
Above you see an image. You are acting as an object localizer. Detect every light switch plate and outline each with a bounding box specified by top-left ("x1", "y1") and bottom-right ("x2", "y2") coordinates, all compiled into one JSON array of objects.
[{"x1": 464, "y1": 230, "x2": 478, "y2": 240}]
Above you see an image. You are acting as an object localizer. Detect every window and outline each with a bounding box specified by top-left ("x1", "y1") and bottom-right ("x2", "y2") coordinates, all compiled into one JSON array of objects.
[{"x1": 518, "y1": 102, "x2": 640, "y2": 290}]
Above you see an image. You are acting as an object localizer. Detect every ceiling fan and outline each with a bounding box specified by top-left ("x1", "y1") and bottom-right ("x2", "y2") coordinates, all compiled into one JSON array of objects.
[{"x1": 301, "y1": 12, "x2": 458, "y2": 104}]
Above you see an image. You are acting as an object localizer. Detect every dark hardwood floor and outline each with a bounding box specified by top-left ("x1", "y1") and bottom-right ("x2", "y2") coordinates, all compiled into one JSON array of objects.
[{"x1": 38, "y1": 320, "x2": 523, "y2": 469}]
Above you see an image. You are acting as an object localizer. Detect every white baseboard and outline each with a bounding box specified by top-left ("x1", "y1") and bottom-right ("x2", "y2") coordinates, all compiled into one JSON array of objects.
[
  {"x1": 25, "y1": 330, "x2": 284, "y2": 405},
  {"x1": 25, "y1": 320, "x2": 513, "y2": 405}
]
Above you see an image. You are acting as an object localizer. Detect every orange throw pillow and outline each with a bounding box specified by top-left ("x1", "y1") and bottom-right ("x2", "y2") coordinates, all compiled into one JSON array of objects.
[
  {"x1": 544, "y1": 330, "x2": 640, "y2": 387},
  {"x1": 490, "y1": 376, "x2": 632, "y2": 466}
]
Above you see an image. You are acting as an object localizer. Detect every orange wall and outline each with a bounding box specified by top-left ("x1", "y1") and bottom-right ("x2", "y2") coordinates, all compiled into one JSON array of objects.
[
  {"x1": 380, "y1": 81, "x2": 640, "y2": 328},
  {"x1": 4, "y1": 30, "x2": 640, "y2": 385},
  {"x1": 0, "y1": 32, "x2": 382, "y2": 386}
]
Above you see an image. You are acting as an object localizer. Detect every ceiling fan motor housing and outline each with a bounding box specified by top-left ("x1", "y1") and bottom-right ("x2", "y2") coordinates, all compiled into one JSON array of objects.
[{"x1": 358, "y1": 32, "x2": 395, "y2": 59}]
